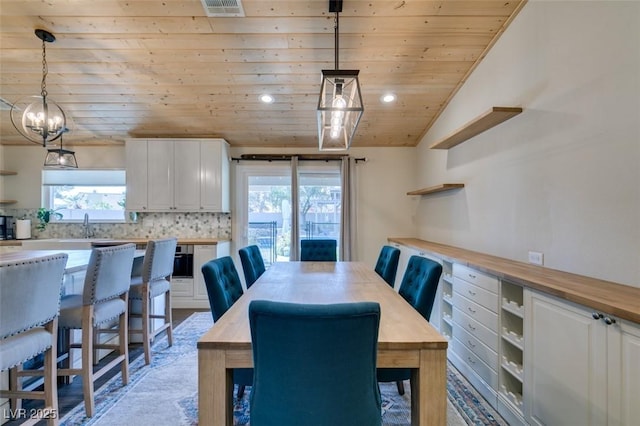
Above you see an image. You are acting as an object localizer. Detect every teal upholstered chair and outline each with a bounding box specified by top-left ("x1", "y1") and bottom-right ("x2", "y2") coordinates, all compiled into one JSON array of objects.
[
  {"x1": 129, "y1": 237, "x2": 177, "y2": 365},
  {"x1": 300, "y1": 239, "x2": 337, "y2": 261},
  {"x1": 201, "y1": 256, "x2": 253, "y2": 398},
  {"x1": 58, "y1": 244, "x2": 135, "y2": 417},
  {"x1": 374, "y1": 245, "x2": 401, "y2": 287},
  {"x1": 249, "y1": 300, "x2": 382, "y2": 426},
  {"x1": 0, "y1": 253, "x2": 68, "y2": 426},
  {"x1": 377, "y1": 255, "x2": 442, "y2": 395},
  {"x1": 238, "y1": 245, "x2": 266, "y2": 288}
]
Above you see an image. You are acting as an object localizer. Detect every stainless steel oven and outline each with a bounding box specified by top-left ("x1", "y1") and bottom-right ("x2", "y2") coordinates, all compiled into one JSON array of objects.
[{"x1": 173, "y1": 245, "x2": 194, "y2": 278}]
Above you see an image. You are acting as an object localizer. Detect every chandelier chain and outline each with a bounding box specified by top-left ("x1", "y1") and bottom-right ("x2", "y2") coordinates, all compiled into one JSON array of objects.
[{"x1": 41, "y1": 38, "x2": 48, "y2": 99}]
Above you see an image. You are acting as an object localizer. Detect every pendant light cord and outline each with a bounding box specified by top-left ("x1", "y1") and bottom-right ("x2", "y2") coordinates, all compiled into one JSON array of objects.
[{"x1": 334, "y1": 11, "x2": 339, "y2": 70}]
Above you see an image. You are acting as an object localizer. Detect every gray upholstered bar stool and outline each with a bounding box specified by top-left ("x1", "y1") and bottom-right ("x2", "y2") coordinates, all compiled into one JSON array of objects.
[
  {"x1": 57, "y1": 244, "x2": 136, "y2": 417},
  {"x1": 0, "y1": 253, "x2": 68, "y2": 426},
  {"x1": 128, "y1": 237, "x2": 177, "y2": 364}
]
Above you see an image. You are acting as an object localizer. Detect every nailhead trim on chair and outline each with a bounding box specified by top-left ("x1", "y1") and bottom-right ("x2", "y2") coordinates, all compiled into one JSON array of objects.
[{"x1": 0, "y1": 254, "x2": 67, "y2": 338}]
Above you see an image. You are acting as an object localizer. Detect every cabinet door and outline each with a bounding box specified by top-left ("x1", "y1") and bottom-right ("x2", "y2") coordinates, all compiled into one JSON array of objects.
[
  {"x1": 200, "y1": 140, "x2": 229, "y2": 212},
  {"x1": 609, "y1": 321, "x2": 640, "y2": 425},
  {"x1": 193, "y1": 245, "x2": 217, "y2": 300},
  {"x1": 173, "y1": 140, "x2": 201, "y2": 211},
  {"x1": 125, "y1": 139, "x2": 148, "y2": 211},
  {"x1": 525, "y1": 291, "x2": 608, "y2": 426},
  {"x1": 147, "y1": 139, "x2": 174, "y2": 211}
]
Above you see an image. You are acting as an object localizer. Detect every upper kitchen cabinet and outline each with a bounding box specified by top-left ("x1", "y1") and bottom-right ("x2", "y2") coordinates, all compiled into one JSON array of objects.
[
  {"x1": 125, "y1": 138, "x2": 230, "y2": 213},
  {"x1": 125, "y1": 141, "x2": 148, "y2": 211}
]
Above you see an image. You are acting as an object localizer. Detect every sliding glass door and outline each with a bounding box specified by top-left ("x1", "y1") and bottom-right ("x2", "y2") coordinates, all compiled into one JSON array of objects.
[{"x1": 234, "y1": 162, "x2": 341, "y2": 264}]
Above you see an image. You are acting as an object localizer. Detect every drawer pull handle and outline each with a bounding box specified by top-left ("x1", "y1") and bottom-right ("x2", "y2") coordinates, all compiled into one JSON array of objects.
[
  {"x1": 467, "y1": 306, "x2": 477, "y2": 314},
  {"x1": 467, "y1": 356, "x2": 476, "y2": 365},
  {"x1": 592, "y1": 312, "x2": 603, "y2": 320},
  {"x1": 603, "y1": 316, "x2": 617, "y2": 325},
  {"x1": 468, "y1": 274, "x2": 476, "y2": 279},
  {"x1": 468, "y1": 340, "x2": 476, "y2": 348},
  {"x1": 468, "y1": 289, "x2": 477, "y2": 296},
  {"x1": 468, "y1": 323, "x2": 476, "y2": 331}
]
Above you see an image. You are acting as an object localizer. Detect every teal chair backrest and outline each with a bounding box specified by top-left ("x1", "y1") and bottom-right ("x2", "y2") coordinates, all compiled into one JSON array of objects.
[
  {"x1": 238, "y1": 245, "x2": 266, "y2": 288},
  {"x1": 398, "y1": 255, "x2": 443, "y2": 320},
  {"x1": 249, "y1": 300, "x2": 382, "y2": 426},
  {"x1": 374, "y1": 245, "x2": 400, "y2": 287},
  {"x1": 201, "y1": 256, "x2": 244, "y2": 321},
  {"x1": 300, "y1": 239, "x2": 337, "y2": 261}
]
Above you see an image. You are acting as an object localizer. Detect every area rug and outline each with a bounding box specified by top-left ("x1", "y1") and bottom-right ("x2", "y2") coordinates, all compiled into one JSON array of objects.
[{"x1": 60, "y1": 312, "x2": 505, "y2": 425}]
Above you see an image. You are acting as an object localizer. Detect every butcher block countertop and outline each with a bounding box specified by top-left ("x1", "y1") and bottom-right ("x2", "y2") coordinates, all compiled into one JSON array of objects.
[
  {"x1": 389, "y1": 237, "x2": 640, "y2": 324},
  {"x1": 90, "y1": 238, "x2": 228, "y2": 246},
  {"x1": 0, "y1": 238, "x2": 228, "y2": 247}
]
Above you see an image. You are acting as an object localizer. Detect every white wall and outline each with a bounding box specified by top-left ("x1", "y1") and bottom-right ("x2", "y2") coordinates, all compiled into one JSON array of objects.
[{"x1": 416, "y1": 0, "x2": 640, "y2": 287}]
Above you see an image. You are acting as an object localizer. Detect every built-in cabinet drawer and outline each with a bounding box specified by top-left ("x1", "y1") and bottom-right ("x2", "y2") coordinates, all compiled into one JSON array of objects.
[
  {"x1": 456, "y1": 324, "x2": 499, "y2": 368},
  {"x1": 452, "y1": 337, "x2": 499, "y2": 390},
  {"x1": 452, "y1": 291, "x2": 498, "y2": 333},
  {"x1": 450, "y1": 262, "x2": 500, "y2": 410},
  {"x1": 171, "y1": 277, "x2": 194, "y2": 297},
  {"x1": 453, "y1": 308, "x2": 499, "y2": 353},
  {"x1": 453, "y1": 263, "x2": 499, "y2": 293},
  {"x1": 454, "y1": 277, "x2": 499, "y2": 313}
]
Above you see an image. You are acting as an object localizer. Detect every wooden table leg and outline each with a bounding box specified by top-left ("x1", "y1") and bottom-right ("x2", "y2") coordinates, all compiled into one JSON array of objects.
[
  {"x1": 198, "y1": 349, "x2": 233, "y2": 426},
  {"x1": 411, "y1": 348, "x2": 447, "y2": 426}
]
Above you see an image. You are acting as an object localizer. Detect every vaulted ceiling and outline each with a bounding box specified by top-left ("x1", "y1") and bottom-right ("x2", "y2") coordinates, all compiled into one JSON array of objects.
[{"x1": 0, "y1": 0, "x2": 526, "y2": 148}]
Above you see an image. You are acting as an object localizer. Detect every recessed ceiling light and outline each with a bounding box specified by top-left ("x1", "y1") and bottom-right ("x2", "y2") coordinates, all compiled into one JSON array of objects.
[
  {"x1": 381, "y1": 93, "x2": 396, "y2": 103},
  {"x1": 260, "y1": 94, "x2": 274, "y2": 103}
]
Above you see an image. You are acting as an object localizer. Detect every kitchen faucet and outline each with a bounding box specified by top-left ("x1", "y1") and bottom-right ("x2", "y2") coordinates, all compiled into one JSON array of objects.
[{"x1": 83, "y1": 213, "x2": 93, "y2": 238}]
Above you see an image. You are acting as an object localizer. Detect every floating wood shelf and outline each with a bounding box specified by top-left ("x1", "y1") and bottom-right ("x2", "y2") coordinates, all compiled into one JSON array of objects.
[
  {"x1": 0, "y1": 200, "x2": 18, "y2": 204},
  {"x1": 0, "y1": 170, "x2": 17, "y2": 176},
  {"x1": 429, "y1": 107, "x2": 523, "y2": 150},
  {"x1": 407, "y1": 183, "x2": 465, "y2": 196}
]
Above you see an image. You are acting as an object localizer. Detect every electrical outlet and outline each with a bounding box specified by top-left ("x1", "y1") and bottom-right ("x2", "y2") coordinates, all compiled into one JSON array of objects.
[{"x1": 528, "y1": 251, "x2": 544, "y2": 266}]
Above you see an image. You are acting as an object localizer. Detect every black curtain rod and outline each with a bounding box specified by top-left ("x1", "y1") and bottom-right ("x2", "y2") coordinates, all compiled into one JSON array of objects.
[{"x1": 231, "y1": 154, "x2": 367, "y2": 163}]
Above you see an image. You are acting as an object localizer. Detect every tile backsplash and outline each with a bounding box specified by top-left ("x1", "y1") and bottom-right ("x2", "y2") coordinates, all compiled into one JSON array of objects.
[{"x1": 1, "y1": 209, "x2": 231, "y2": 240}]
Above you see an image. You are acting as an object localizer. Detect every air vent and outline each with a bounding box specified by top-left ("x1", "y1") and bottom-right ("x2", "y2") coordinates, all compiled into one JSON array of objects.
[{"x1": 200, "y1": 0, "x2": 245, "y2": 17}]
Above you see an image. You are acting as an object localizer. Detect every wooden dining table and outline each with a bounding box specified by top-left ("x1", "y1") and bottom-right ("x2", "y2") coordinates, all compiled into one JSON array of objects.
[{"x1": 197, "y1": 261, "x2": 449, "y2": 426}]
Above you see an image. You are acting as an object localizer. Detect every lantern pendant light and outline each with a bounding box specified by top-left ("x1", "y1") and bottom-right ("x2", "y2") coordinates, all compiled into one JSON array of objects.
[{"x1": 317, "y1": 0, "x2": 364, "y2": 151}]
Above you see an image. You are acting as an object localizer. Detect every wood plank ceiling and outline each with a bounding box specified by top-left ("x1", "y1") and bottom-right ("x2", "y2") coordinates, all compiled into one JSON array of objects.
[{"x1": 0, "y1": 0, "x2": 526, "y2": 148}]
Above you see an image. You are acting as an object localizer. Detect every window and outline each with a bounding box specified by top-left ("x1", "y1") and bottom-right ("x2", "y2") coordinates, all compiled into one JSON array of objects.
[{"x1": 42, "y1": 169, "x2": 126, "y2": 222}]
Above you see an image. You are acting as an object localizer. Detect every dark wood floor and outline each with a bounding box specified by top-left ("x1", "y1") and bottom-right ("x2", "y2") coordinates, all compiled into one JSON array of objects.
[{"x1": 3, "y1": 309, "x2": 205, "y2": 425}]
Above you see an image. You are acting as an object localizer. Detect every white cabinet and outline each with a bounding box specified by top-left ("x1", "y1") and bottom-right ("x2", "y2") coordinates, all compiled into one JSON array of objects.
[
  {"x1": 525, "y1": 290, "x2": 609, "y2": 426},
  {"x1": 526, "y1": 293, "x2": 640, "y2": 426},
  {"x1": 200, "y1": 140, "x2": 229, "y2": 212},
  {"x1": 171, "y1": 242, "x2": 230, "y2": 309},
  {"x1": 440, "y1": 260, "x2": 454, "y2": 341},
  {"x1": 614, "y1": 320, "x2": 640, "y2": 425},
  {"x1": 389, "y1": 242, "x2": 415, "y2": 290},
  {"x1": 0, "y1": 244, "x2": 22, "y2": 254},
  {"x1": 125, "y1": 138, "x2": 230, "y2": 212},
  {"x1": 498, "y1": 280, "x2": 525, "y2": 424},
  {"x1": 450, "y1": 263, "x2": 500, "y2": 406},
  {"x1": 389, "y1": 240, "x2": 640, "y2": 426},
  {"x1": 125, "y1": 140, "x2": 148, "y2": 211}
]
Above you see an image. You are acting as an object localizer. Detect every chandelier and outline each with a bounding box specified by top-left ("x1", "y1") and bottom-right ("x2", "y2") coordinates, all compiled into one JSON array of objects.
[
  {"x1": 317, "y1": 0, "x2": 364, "y2": 151},
  {"x1": 44, "y1": 135, "x2": 78, "y2": 169},
  {"x1": 10, "y1": 29, "x2": 68, "y2": 146}
]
